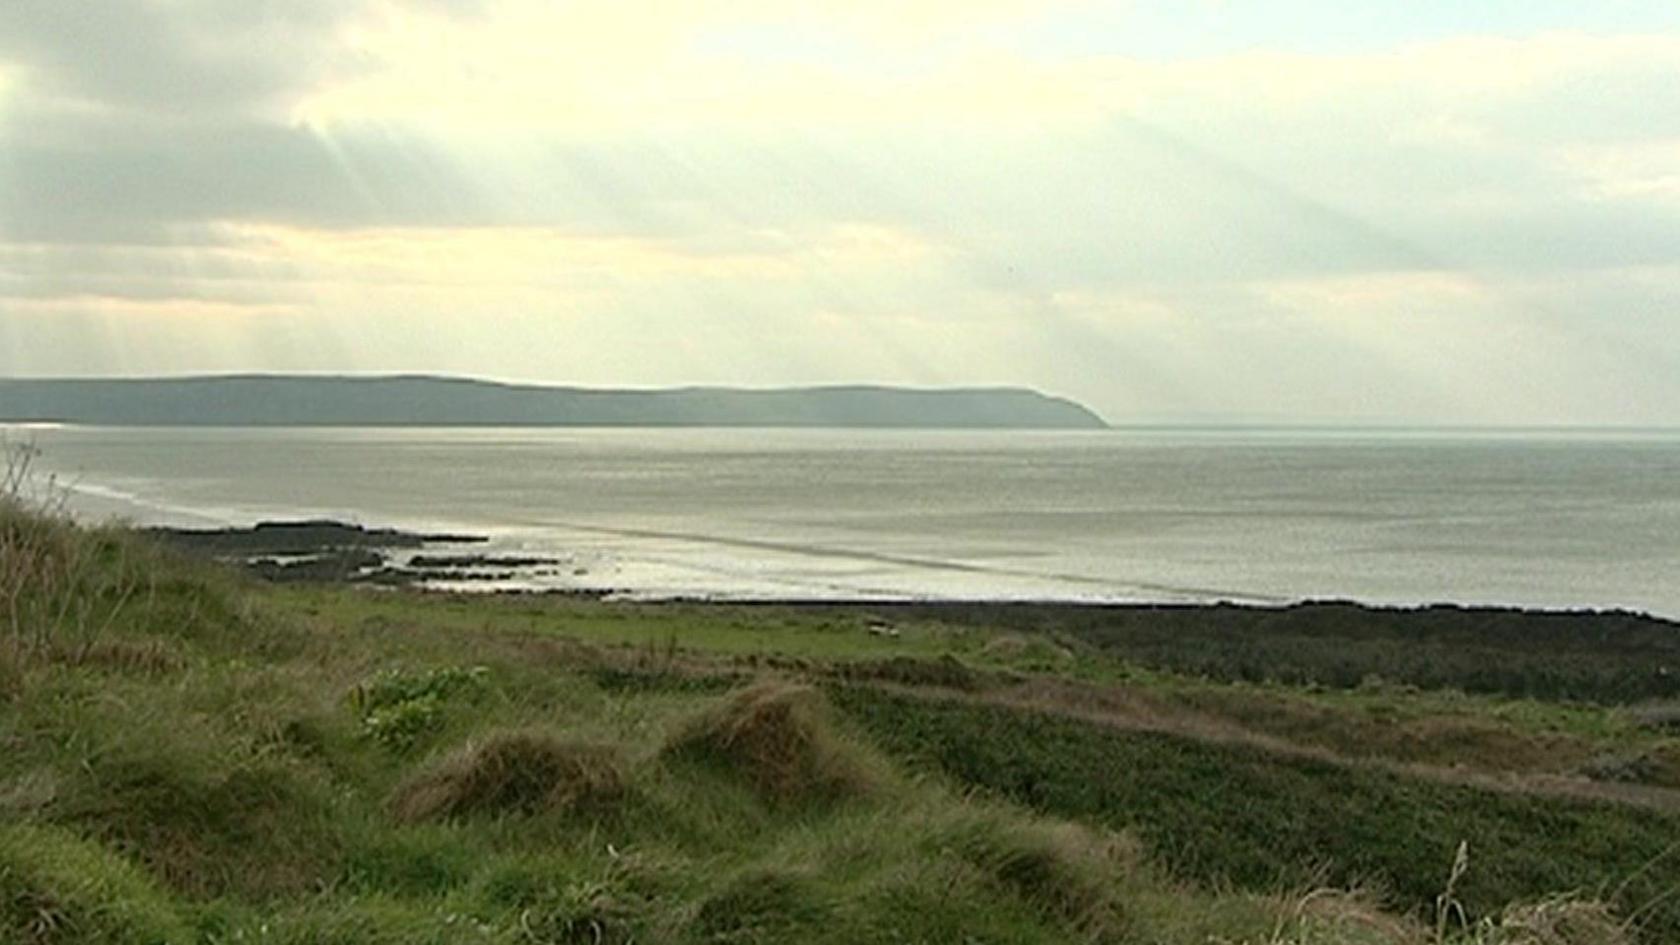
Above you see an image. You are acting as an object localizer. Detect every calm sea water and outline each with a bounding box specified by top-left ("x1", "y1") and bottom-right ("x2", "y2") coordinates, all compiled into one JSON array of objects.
[{"x1": 12, "y1": 425, "x2": 1680, "y2": 617}]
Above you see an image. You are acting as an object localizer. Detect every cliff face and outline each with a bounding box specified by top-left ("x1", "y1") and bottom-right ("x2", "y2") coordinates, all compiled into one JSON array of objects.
[{"x1": 0, "y1": 376, "x2": 1108, "y2": 429}]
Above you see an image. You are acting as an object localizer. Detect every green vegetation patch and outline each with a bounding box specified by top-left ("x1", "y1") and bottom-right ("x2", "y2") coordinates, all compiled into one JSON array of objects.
[
  {"x1": 348, "y1": 665, "x2": 490, "y2": 752},
  {"x1": 587, "y1": 666, "x2": 742, "y2": 695},
  {"x1": 692, "y1": 867, "x2": 830, "y2": 941},
  {"x1": 846, "y1": 602, "x2": 1680, "y2": 703},
  {"x1": 0, "y1": 824, "x2": 189, "y2": 945},
  {"x1": 52, "y1": 753, "x2": 344, "y2": 901},
  {"x1": 832, "y1": 685, "x2": 1680, "y2": 941},
  {"x1": 241, "y1": 896, "x2": 497, "y2": 945},
  {"x1": 831, "y1": 654, "x2": 986, "y2": 691}
]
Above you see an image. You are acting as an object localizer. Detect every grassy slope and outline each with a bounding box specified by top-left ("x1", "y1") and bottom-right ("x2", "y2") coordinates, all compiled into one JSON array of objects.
[
  {"x1": 831, "y1": 687, "x2": 1680, "y2": 934},
  {"x1": 3, "y1": 509, "x2": 1676, "y2": 943}
]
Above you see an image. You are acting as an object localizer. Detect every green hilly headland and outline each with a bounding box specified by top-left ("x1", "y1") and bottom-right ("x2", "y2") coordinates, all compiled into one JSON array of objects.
[{"x1": 0, "y1": 375, "x2": 1107, "y2": 428}]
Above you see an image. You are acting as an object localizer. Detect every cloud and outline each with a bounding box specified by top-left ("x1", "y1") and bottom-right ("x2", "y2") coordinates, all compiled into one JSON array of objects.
[
  {"x1": 2, "y1": 3, "x2": 1678, "y2": 424},
  {"x1": 0, "y1": 0, "x2": 357, "y2": 117}
]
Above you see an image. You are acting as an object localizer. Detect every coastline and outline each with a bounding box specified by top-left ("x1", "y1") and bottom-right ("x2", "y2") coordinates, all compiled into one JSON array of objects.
[
  {"x1": 147, "y1": 517, "x2": 1680, "y2": 709},
  {"x1": 29, "y1": 423, "x2": 1680, "y2": 618},
  {"x1": 146, "y1": 519, "x2": 1680, "y2": 630}
]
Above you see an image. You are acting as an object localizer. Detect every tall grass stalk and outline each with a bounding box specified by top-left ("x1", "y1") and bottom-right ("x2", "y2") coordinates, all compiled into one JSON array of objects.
[{"x1": 1, "y1": 439, "x2": 149, "y2": 661}]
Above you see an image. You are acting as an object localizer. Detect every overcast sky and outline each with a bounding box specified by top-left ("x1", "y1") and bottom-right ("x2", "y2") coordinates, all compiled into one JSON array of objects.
[{"x1": 3, "y1": 1, "x2": 1679, "y2": 425}]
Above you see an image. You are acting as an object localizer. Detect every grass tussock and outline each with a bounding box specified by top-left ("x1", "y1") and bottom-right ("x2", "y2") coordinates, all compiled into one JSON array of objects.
[
  {"x1": 389, "y1": 729, "x2": 629, "y2": 823},
  {"x1": 936, "y1": 807, "x2": 1136, "y2": 936},
  {"x1": 663, "y1": 681, "x2": 885, "y2": 805}
]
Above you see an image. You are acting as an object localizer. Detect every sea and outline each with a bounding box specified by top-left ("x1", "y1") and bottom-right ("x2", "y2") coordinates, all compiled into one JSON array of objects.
[{"x1": 10, "y1": 425, "x2": 1680, "y2": 619}]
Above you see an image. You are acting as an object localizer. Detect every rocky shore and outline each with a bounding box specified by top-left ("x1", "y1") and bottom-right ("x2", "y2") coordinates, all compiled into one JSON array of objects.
[{"x1": 145, "y1": 520, "x2": 576, "y2": 589}]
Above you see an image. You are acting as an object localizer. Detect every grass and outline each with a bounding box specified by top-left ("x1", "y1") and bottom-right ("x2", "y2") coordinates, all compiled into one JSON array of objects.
[
  {"x1": 662, "y1": 681, "x2": 886, "y2": 805},
  {"x1": 0, "y1": 490, "x2": 1673, "y2": 943},
  {"x1": 831, "y1": 601, "x2": 1680, "y2": 704},
  {"x1": 829, "y1": 685, "x2": 1680, "y2": 940},
  {"x1": 390, "y1": 729, "x2": 630, "y2": 822},
  {"x1": 0, "y1": 823, "x2": 190, "y2": 945}
]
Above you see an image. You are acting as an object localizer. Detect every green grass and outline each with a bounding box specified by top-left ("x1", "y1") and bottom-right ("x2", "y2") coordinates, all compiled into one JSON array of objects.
[
  {"x1": 1, "y1": 823, "x2": 191, "y2": 945},
  {"x1": 2, "y1": 499, "x2": 1672, "y2": 943},
  {"x1": 830, "y1": 684, "x2": 1680, "y2": 939},
  {"x1": 834, "y1": 601, "x2": 1680, "y2": 704}
]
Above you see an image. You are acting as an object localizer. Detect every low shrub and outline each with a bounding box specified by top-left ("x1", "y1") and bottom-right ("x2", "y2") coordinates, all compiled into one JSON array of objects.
[{"x1": 348, "y1": 665, "x2": 490, "y2": 752}]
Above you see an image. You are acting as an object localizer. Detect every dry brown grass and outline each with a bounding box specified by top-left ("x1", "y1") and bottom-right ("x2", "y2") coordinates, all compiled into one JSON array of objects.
[
  {"x1": 1276, "y1": 887, "x2": 1425, "y2": 945},
  {"x1": 2, "y1": 442, "x2": 152, "y2": 663},
  {"x1": 390, "y1": 729, "x2": 629, "y2": 823},
  {"x1": 48, "y1": 637, "x2": 184, "y2": 675},
  {"x1": 663, "y1": 681, "x2": 883, "y2": 804},
  {"x1": 1484, "y1": 896, "x2": 1631, "y2": 945}
]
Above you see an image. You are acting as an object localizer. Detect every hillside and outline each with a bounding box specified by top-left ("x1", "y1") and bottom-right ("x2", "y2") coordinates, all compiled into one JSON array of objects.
[
  {"x1": 0, "y1": 376, "x2": 1108, "y2": 429},
  {"x1": 4, "y1": 496, "x2": 1676, "y2": 942}
]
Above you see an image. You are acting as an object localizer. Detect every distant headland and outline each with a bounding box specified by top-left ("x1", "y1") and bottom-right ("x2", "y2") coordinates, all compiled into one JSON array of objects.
[{"x1": 0, "y1": 375, "x2": 1107, "y2": 429}]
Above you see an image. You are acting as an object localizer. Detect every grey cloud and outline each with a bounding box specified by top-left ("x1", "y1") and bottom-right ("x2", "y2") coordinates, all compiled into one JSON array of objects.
[
  {"x1": 5, "y1": 0, "x2": 1678, "y2": 286},
  {"x1": 0, "y1": 0, "x2": 355, "y2": 117},
  {"x1": 1, "y1": 0, "x2": 1678, "y2": 426},
  {"x1": 0, "y1": 239, "x2": 308, "y2": 306},
  {"x1": 0, "y1": 109, "x2": 493, "y2": 242},
  {"x1": 7, "y1": 111, "x2": 1680, "y2": 294}
]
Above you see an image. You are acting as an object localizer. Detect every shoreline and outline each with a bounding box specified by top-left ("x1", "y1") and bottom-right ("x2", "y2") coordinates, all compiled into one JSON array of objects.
[
  {"x1": 31, "y1": 426, "x2": 1680, "y2": 620},
  {"x1": 144, "y1": 518, "x2": 1680, "y2": 626}
]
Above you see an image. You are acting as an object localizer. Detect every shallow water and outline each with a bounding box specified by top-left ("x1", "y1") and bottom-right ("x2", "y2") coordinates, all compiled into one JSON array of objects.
[{"x1": 14, "y1": 425, "x2": 1680, "y2": 617}]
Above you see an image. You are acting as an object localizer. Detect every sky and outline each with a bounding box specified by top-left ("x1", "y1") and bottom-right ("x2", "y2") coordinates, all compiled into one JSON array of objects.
[{"x1": 2, "y1": 1, "x2": 1679, "y2": 425}]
